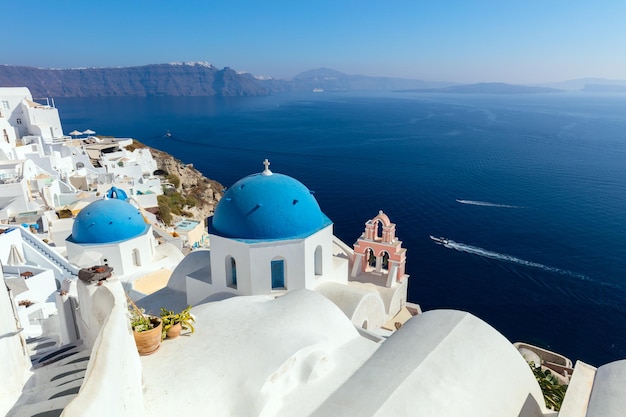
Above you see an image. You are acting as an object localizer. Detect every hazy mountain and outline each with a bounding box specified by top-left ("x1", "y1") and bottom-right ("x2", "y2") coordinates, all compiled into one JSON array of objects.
[
  {"x1": 4, "y1": 64, "x2": 597, "y2": 97},
  {"x1": 396, "y1": 82, "x2": 562, "y2": 94},
  {"x1": 582, "y1": 84, "x2": 626, "y2": 93},
  {"x1": 537, "y1": 78, "x2": 626, "y2": 91},
  {"x1": 290, "y1": 68, "x2": 454, "y2": 91},
  {"x1": 0, "y1": 63, "x2": 270, "y2": 97},
  {"x1": 0, "y1": 64, "x2": 455, "y2": 97}
]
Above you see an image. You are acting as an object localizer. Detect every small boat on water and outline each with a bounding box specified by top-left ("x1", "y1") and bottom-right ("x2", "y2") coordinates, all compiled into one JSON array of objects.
[
  {"x1": 429, "y1": 235, "x2": 449, "y2": 245},
  {"x1": 165, "y1": 130, "x2": 172, "y2": 138}
]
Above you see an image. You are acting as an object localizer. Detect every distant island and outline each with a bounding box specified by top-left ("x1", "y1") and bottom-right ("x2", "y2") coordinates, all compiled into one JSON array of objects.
[
  {"x1": 395, "y1": 82, "x2": 562, "y2": 94},
  {"x1": 582, "y1": 83, "x2": 626, "y2": 93},
  {"x1": 2, "y1": 63, "x2": 626, "y2": 97}
]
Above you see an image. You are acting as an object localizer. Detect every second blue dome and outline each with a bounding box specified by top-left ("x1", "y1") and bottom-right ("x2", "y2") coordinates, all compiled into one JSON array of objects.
[{"x1": 70, "y1": 198, "x2": 148, "y2": 244}]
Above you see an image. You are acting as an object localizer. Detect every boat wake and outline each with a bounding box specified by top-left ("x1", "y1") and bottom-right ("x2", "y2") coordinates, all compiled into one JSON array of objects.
[
  {"x1": 437, "y1": 238, "x2": 587, "y2": 279},
  {"x1": 456, "y1": 199, "x2": 523, "y2": 208}
]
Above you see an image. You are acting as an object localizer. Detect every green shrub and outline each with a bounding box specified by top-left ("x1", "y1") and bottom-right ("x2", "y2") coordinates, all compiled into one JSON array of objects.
[
  {"x1": 185, "y1": 196, "x2": 198, "y2": 208},
  {"x1": 157, "y1": 196, "x2": 173, "y2": 225},
  {"x1": 158, "y1": 191, "x2": 196, "y2": 224},
  {"x1": 166, "y1": 173, "x2": 180, "y2": 189},
  {"x1": 529, "y1": 362, "x2": 568, "y2": 411}
]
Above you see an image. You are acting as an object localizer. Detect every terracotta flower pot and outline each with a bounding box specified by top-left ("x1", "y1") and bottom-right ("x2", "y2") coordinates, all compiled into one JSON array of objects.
[
  {"x1": 166, "y1": 322, "x2": 182, "y2": 339},
  {"x1": 133, "y1": 318, "x2": 162, "y2": 355}
]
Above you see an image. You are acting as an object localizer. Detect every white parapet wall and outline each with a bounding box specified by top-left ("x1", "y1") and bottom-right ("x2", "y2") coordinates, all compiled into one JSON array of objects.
[
  {"x1": 62, "y1": 278, "x2": 146, "y2": 417},
  {"x1": 558, "y1": 360, "x2": 597, "y2": 417},
  {"x1": 0, "y1": 274, "x2": 33, "y2": 416}
]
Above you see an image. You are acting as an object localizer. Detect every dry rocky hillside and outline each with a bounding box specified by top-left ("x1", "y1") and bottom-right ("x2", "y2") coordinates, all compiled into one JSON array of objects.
[{"x1": 124, "y1": 140, "x2": 223, "y2": 225}]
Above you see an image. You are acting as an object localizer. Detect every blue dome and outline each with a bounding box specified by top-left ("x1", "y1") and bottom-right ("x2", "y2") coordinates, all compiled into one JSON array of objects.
[
  {"x1": 70, "y1": 199, "x2": 148, "y2": 244},
  {"x1": 210, "y1": 173, "x2": 332, "y2": 240}
]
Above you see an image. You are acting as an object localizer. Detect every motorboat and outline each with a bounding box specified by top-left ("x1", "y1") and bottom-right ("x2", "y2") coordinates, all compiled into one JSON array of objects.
[{"x1": 429, "y1": 235, "x2": 449, "y2": 245}]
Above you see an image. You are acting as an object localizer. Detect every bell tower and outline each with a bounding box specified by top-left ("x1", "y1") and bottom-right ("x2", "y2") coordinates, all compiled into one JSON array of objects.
[{"x1": 351, "y1": 211, "x2": 408, "y2": 287}]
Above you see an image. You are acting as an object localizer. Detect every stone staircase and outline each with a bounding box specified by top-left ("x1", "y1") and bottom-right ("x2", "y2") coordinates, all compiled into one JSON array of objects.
[{"x1": 5, "y1": 337, "x2": 90, "y2": 417}]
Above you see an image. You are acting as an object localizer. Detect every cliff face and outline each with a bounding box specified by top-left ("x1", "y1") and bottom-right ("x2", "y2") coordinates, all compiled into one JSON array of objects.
[
  {"x1": 0, "y1": 64, "x2": 453, "y2": 97},
  {"x1": 127, "y1": 141, "x2": 223, "y2": 223},
  {"x1": 0, "y1": 64, "x2": 270, "y2": 97}
]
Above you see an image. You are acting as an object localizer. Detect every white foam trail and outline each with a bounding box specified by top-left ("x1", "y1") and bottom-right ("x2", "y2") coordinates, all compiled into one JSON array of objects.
[
  {"x1": 441, "y1": 239, "x2": 587, "y2": 279},
  {"x1": 456, "y1": 199, "x2": 522, "y2": 208}
]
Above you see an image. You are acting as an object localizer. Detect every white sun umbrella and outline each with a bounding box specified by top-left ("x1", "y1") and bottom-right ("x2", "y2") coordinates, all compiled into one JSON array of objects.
[
  {"x1": 69, "y1": 130, "x2": 82, "y2": 138},
  {"x1": 82, "y1": 129, "x2": 96, "y2": 137},
  {"x1": 7, "y1": 244, "x2": 25, "y2": 266}
]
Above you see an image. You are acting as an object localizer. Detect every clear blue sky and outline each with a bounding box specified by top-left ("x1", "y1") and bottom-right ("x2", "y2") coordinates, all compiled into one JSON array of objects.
[{"x1": 3, "y1": 0, "x2": 625, "y2": 83}]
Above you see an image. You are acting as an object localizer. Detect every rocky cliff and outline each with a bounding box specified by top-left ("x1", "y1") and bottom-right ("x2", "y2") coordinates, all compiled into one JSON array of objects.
[
  {"x1": 126, "y1": 141, "x2": 223, "y2": 224},
  {"x1": 0, "y1": 63, "x2": 270, "y2": 97},
  {"x1": 0, "y1": 63, "x2": 452, "y2": 97}
]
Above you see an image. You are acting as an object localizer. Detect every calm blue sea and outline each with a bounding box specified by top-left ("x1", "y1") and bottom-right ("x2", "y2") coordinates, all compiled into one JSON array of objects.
[{"x1": 55, "y1": 92, "x2": 626, "y2": 366}]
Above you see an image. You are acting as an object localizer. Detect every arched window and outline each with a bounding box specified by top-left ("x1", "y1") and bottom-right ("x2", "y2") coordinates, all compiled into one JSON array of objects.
[
  {"x1": 271, "y1": 258, "x2": 285, "y2": 290},
  {"x1": 376, "y1": 221, "x2": 383, "y2": 240},
  {"x1": 381, "y1": 251, "x2": 390, "y2": 271},
  {"x1": 226, "y1": 256, "x2": 237, "y2": 288},
  {"x1": 132, "y1": 249, "x2": 141, "y2": 266},
  {"x1": 16, "y1": 118, "x2": 22, "y2": 125},
  {"x1": 367, "y1": 248, "x2": 376, "y2": 268},
  {"x1": 76, "y1": 162, "x2": 85, "y2": 169},
  {"x1": 314, "y1": 246, "x2": 323, "y2": 276}
]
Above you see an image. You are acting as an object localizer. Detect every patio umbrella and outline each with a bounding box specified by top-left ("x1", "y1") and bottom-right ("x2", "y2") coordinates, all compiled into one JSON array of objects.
[
  {"x1": 7, "y1": 244, "x2": 25, "y2": 266},
  {"x1": 69, "y1": 130, "x2": 82, "y2": 138},
  {"x1": 82, "y1": 129, "x2": 96, "y2": 136}
]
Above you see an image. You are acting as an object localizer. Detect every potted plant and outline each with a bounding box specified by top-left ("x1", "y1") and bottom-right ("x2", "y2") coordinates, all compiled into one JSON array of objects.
[
  {"x1": 128, "y1": 298, "x2": 162, "y2": 355},
  {"x1": 160, "y1": 305, "x2": 195, "y2": 339}
]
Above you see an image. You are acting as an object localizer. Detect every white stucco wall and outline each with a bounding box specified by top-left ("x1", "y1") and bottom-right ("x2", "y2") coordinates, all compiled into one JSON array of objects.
[
  {"x1": 312, "y1": 309, "x2": 549, "y2": 417},
  {"x1": 315, "y1": 281, "x2": 386, "y2": 329},
  {"x1": 26, "y1": 106, "x2": 63, "y2": 139},
  {"x1": 247, "y1": 238, "x2": 305, "y2": 293},
  {"x1": 558, "y1": 360, "x2": 596, "y2": 417},
  {"x1": 64, "y1": 278, "x2": 146, "y2": 417},
  {"x1": 586, "y1": 359, "x2": 626, "y2": 417},
  {"x1": 209, "y1": 225, "x2": 341, "y2": 298},
  {"x1": 67, "y1": 228, "x2": 155, "y2": 275},
  {"x1": 0, "y1": 88, "x2": 32, "y2": 134},
  {"x1": 0, "y1": 118, "x2": 17, "y2": 145},
  {"x1": 303, "y1": 225, "x2": 338, "y2": 287},
  {"x1": 0, "y1": 269, "x2": 32, "y2": 416},
  {"x1": 140, "y1": 290, "x2": 378, "y2": 417}
]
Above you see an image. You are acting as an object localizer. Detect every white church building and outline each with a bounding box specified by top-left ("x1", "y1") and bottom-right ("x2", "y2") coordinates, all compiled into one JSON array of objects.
[{"x1": 160, "y1": 160, "x2": 412, "y2": 331}]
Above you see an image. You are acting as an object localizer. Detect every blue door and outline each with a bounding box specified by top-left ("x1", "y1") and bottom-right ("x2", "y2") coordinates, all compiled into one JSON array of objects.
[{"x1": 271, "y1": 260, "x2": 285, "y2": 289}]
